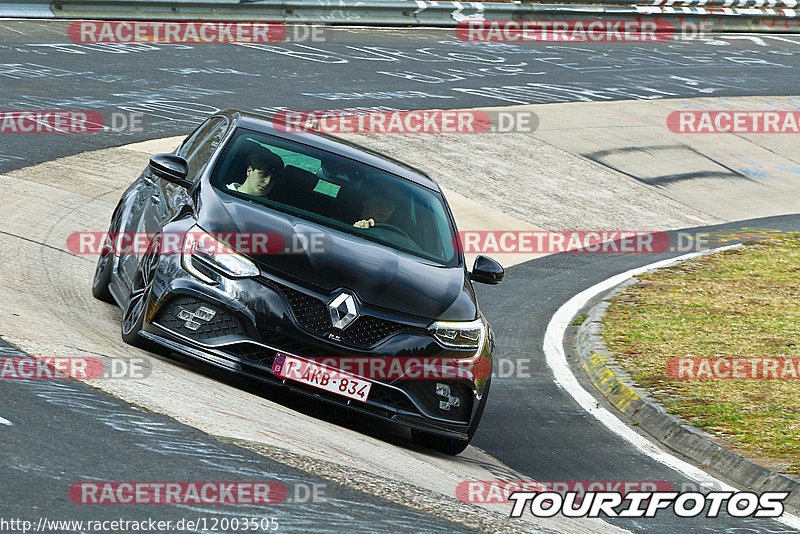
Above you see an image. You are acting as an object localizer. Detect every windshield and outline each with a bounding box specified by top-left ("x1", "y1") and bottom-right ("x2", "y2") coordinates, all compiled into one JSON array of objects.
[{"x1": 210, "y1": 127, "x2": 458, "y2": 267}]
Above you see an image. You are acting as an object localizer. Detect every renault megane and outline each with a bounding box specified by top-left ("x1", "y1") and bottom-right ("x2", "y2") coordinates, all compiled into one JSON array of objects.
[{"x1": 93, "y1": 109, "x2": 504, "y2": 454}]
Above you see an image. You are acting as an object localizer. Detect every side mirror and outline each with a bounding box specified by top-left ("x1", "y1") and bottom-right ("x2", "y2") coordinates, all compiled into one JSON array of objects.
[
  {"x1": 149, "y1": 154, "x2": 191, "y2": 188},
  {"x1": 470, "y1": 255, "x2": 504, "y2": 285}
]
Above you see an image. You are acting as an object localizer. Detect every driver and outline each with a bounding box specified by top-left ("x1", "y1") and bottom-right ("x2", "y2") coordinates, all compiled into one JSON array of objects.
[
  {"x1": 227, "y1": 149, "x2": 284, "y2": 198},
  {"x1": 353, "y1": 184, "x2": 397, "y2": 229}
]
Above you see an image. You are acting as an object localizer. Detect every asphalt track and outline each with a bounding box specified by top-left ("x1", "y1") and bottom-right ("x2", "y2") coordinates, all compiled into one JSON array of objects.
[
  {"x1": 0, "y1": 340, "x2": 477, "y2": 534},
  {"x1": 1, "y1": 19, "x2": 800, "y2": 533},
  {"x1": 1, "y1": 21, "x2": 800, "y2": 174}
]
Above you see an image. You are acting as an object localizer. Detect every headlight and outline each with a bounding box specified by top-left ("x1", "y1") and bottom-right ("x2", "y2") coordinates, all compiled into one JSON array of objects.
[
  {"x1": 182, "y1": 225, "x2": 260, "y2": 283},
  {"x1": 429, "y1": 318, "x2": 485, "y2": 349}
]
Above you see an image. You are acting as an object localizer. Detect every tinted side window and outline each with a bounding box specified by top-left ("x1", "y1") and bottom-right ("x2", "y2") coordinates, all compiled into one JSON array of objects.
[
  {"x1": 179, "y1": 118, "x2": 216, "y2": 157},
  {"x1": 183, "y1": 118, "x2": 228, "y2": 179}
]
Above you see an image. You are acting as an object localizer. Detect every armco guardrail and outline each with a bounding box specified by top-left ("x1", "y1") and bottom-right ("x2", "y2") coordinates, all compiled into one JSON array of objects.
[
  {"x1": 2, "y1": 0, "x2": 799, "y2": 32},
  {"x1": 0, "y1": 0, "x2": 54, "y2": 17}
]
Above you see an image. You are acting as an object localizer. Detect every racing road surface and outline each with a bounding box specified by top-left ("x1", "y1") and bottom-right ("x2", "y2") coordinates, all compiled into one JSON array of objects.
[
  {"x1": 1, "y1": 19, "x2": 800, "y2": 533},
  {"x1": 2, "y1": 20, "x2": 800, "y2": 175},
  {"x1": 0, "y1": 337, "x2": 483, "y2": 534}
]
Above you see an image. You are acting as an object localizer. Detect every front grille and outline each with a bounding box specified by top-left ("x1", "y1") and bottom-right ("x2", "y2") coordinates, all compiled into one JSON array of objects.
[
  {"x1": 368, "y1": 387, "x2": 416, "y2": 412},
  {"x1": 260, "y1": 330, "x2": 346, "y2": 359},
  {"x1": 264, "y1": 279, "x2": 414, "y2": 347},
  {"x1": 279, "y1": 284, "x2": 330, "y2": 333},
  {"x1": 340, "y1": 315, "x2": 406, "y2": 347},
  {"x1": 398, "y1": 380, "x2": 473, "y2": 423},
  {"x1": 224, "y1": 344, "x2": 275, "y2": 368},
  {"x1": 155, "y1": 296, "x2": 245, "y2": 341}
]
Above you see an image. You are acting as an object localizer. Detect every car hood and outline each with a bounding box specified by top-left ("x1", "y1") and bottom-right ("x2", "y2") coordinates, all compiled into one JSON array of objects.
[{"x1": 197, "y1": 191, "x2": 477, "y2": 321}]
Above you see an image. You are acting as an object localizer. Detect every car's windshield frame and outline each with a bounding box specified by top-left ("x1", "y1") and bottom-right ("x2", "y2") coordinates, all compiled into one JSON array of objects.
[{"x1": 209, "y1": 127, "x2": 461, "y2": 268}]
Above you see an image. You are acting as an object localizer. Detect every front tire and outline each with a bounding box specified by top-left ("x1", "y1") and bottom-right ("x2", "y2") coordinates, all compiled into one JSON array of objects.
[
  {"x1": 92, "y1": 209, "x2": 122, "y2": 303},
  {"x1": 121, "y1": 236, "x2": 159, "y2": 349},
  {"x1": 412, "y1": 376, "x2": 491, "y2": 455},
  {"x1": 92, "y1": 245, "x2": 115, "y2": 303}
]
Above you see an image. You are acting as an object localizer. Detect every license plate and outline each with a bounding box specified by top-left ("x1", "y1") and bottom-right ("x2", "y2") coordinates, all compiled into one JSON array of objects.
[{"x1": 271, "y1": 354, "x2": 371, "y2": 403}]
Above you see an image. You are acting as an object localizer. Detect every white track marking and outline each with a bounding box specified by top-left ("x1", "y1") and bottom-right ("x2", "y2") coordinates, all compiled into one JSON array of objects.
[
  {"x1": 0, "y1": 24, "x2": 25, "y2": 34},
  {"x1": 543, "y1": 245, "x2": 800, "y2": 529},
  {"x1": 0, "y1": 416, "x2": 12, "y2": 426}
]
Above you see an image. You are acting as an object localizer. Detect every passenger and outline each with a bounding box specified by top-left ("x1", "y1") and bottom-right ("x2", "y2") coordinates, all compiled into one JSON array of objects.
[
  {"x1": 353, "y1": 185, "x2": 397, "y2": 229},
  {"x1": 227, "y1": 150, "x2": 284, "y2": 198}
]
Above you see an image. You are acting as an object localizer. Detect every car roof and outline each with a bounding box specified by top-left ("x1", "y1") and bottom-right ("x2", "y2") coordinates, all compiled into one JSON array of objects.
[{"x1": 219, "y1": 109, "x2": 442, "y2": 193}]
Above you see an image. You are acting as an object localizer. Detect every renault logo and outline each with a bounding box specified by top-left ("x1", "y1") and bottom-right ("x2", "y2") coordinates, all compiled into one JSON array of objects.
[{"x1": 328, "y1": 292, "x2": 358, "y2": 330}]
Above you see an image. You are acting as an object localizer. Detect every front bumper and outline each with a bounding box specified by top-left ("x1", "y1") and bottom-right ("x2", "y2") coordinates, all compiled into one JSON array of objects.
[{"x1": 139, "y1": 253, "x2": 493, "y2": 440}]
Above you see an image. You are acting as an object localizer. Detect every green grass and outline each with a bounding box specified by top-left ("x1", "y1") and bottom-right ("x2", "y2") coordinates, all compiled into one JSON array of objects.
[
  {"x1": 603, "y1": 235, "x2": 800, "y2": 474},
  {"x1": 571, "y1": 313, "x2": 588, "y2": 326}
]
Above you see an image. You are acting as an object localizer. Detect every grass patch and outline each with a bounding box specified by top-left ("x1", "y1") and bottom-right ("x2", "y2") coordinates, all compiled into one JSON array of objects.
[
  {"x1": 603, "y1": 235, "x2": 800, "y2": 474},
  {"x1": 571, "y1": 313, "x2": 588, "y2": 327}
]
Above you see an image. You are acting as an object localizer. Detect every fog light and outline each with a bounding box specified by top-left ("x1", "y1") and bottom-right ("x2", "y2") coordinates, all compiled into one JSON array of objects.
[{"x1": 436, "y1": 382, "x2": 461, "y2": 411}]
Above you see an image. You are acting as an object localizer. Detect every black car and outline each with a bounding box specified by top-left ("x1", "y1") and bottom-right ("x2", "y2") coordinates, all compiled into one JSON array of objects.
[{"x1": 92, "y1": 109, "x2": 504, "y2": 454}]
